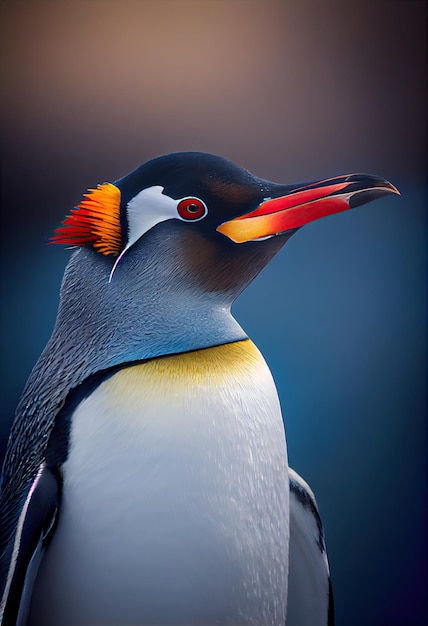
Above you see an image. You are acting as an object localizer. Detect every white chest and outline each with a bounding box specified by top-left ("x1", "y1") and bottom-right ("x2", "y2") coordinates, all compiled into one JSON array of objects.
[{"x1": 31, "y1": 340, "x2": 289, "y2": 626}]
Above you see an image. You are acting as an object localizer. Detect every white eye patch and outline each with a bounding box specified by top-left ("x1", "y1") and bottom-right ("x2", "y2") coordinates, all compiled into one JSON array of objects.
[
  {"x1": 126, "y1": 186, "x2": 179, "y2": 251},
  {"x1": 109, "y1": 186, "x2": 178, "y2": 281},
  {"x1": 109, "y1": 186, "x2": 208, "y2": 282}
]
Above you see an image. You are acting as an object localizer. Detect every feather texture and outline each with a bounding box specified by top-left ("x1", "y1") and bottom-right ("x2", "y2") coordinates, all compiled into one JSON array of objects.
[{"x1": 49, "y1": 183, "x2": 122, "y2": 255}]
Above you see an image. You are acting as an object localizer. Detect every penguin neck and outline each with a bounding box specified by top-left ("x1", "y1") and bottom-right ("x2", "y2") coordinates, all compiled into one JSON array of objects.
[{"x1": 55, "y1": 238, "x2": 247, "y2": 370}]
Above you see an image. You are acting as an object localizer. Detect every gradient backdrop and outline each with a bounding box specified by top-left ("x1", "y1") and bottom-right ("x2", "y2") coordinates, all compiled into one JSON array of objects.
[{"x1": 1, "y1": 1, "x2": 426, "y2": 624}]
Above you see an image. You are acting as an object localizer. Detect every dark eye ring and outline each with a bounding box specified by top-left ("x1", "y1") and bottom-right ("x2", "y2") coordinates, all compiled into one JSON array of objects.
[{"x1": 177, "y1": 197, "x2": 208, "y2": 221}]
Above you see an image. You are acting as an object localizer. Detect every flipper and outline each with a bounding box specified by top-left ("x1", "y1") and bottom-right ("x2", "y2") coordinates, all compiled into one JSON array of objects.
[
  {"x1": 0, "y1": 464, "x2": 61, "y2": 626},
  {"x1": 287, "y1": 467, "x2": 334, "y2": 625}
]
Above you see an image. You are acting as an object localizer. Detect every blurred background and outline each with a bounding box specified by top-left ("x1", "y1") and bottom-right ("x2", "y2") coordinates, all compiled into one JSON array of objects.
[{"x1": 0, "y1": 0, "x2": 426, "y2": 624}]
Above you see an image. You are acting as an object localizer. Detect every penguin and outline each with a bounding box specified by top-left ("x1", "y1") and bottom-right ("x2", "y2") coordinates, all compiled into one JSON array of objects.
[{"x1": 0, "y1": 152, "x2": 398, "y2": 626}]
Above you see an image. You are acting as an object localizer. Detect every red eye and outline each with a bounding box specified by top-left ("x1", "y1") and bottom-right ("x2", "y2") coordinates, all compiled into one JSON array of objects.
[{"x1": 177, "y1": 197, "x2": 208, "y2": 221}]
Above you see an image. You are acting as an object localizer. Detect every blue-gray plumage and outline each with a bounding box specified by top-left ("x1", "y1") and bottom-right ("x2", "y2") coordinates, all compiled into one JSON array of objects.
[{"x1": 0, "y1": 152, "x2": 398, "y2": 625}]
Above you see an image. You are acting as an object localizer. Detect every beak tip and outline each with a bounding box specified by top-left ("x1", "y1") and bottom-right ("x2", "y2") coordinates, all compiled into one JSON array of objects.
[{"x1": 382, "y1": 181, "x2": 401, "y2": 198}]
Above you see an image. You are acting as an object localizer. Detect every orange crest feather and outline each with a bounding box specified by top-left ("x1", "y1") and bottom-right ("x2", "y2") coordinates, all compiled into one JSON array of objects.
[{"x1": 49, "y1": 183, "x2": 122, "y2": 256}]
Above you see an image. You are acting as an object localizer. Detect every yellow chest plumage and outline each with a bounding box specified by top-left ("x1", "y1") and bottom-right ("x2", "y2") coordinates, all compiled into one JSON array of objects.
[{"x1": 104, "y1": 338, "x2": 274, "y2": 410}]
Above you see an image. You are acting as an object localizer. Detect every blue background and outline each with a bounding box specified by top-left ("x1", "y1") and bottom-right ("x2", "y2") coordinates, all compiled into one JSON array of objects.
[{"x1": 1, "y1": 1, "x2": 426, "y2": 624}]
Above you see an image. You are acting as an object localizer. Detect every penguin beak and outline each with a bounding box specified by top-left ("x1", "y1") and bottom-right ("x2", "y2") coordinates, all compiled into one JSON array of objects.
[{"x1": 216, "y1": 174, "x2": 400, "y2": 243}]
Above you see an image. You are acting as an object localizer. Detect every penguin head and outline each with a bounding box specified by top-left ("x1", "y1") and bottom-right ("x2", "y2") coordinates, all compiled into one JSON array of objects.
[{"x1": 50, "y1": 152, "x2": 398, "y2": 302}]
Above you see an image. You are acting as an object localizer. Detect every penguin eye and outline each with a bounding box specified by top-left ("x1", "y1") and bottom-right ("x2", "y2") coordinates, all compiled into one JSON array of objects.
[{"x1": 177, "y1": 197, "x2": 208, "y2": 221}]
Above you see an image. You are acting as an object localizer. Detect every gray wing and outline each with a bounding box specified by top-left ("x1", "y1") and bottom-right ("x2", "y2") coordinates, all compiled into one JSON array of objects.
[
  {"x1": 287, "y1": 467, "x2": 334, "y2": 626},
  {"x1": 0, "y1": 465, "x2": 60, "y2": 626}
]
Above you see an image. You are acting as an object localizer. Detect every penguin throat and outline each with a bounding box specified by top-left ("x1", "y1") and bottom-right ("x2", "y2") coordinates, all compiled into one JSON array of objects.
[{"x1": 56, "y1": 247, "x2": 247, "y2": 369}]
